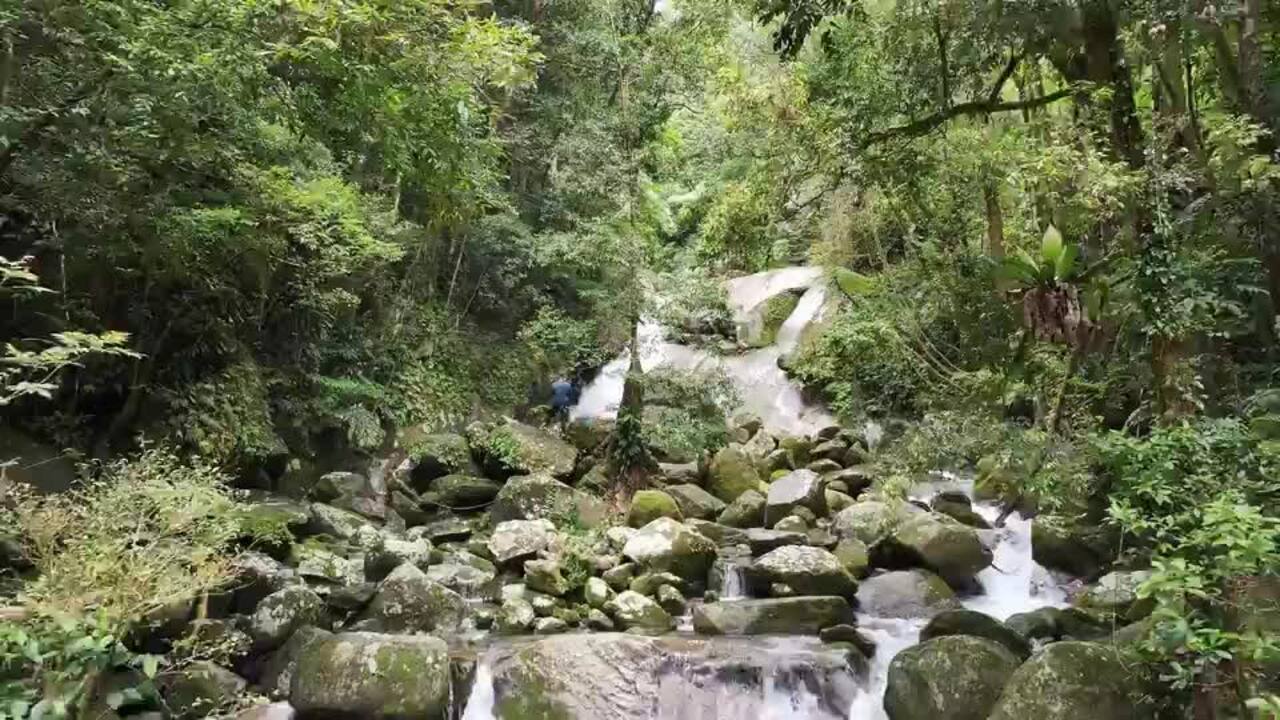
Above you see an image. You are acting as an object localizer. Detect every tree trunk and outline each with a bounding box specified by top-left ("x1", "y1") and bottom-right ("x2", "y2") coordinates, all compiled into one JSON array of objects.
[
  {"x1": 1080, "y1": 0, "x2": 1144, "y2": 169},
  {"x1": 983, "y1": 181, "x2": 1005, "y2": 258}
]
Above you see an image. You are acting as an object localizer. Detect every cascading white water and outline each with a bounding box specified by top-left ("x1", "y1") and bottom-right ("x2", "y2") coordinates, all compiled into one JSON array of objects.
[
  {"x1": 478, "y1": 267, "x2": 1074, "y2": 719},
  {"x1": 571, "y1": 267, "x2": 835, "y2": 436}
]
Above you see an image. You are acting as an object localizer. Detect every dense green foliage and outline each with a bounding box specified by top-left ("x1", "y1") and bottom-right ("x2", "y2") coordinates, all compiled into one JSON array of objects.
[{"x1": 1, "y1": 0, "x2": 1279, "y2": 716}]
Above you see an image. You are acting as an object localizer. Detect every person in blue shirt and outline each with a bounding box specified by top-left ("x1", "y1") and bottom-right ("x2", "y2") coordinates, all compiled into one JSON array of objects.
[{"x1": 549, "y1": 376, "x2": 577, "y2": 430}]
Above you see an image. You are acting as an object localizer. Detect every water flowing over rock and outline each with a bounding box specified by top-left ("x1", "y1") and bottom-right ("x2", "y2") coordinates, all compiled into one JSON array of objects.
[
  {"x1": 692, "y1": 597, "x2": 853, "y2": 635},
  {"x1": 570, "y1": 267, "x2": 836, "y2": 437},
  {"x1": 464, "y1": 633, "x2": 864, "y2": 720}
]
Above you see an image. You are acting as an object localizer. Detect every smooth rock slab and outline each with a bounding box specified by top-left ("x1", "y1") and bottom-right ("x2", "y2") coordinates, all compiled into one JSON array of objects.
[
  {"x1": 692, "y1": 597, "x2": 853, "y2": 635},
  {"x1": 855, "y1": 570, "x2": 959, "y2": 618},
  {"x1": 486, "y1": 633, "x2": 863, "y2": 720},
  {"x1": 290, "y1": 632, "x2": 449, "y2": 719}
]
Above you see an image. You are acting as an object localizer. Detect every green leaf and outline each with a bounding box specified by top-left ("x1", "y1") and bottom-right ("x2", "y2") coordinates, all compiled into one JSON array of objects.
[
  {"x1": 1054, "y1": 244, "x2": 1078, "y2": 281},
  {"x1": 1249, "y1": 415, "x2": 1280, "y2": 440},
  {"x1": 994, "y1": 257, "x2": 1036, "y2": 286},
  {"x1": 1040, "y1": 225, "x2": 1064, "y2": 266},
  {"x1": 141, "y1": 654, "x2": 159, "y2": 679},
  {"x1": 834, "y1": 268, "x2": 875, "y2": 297}
]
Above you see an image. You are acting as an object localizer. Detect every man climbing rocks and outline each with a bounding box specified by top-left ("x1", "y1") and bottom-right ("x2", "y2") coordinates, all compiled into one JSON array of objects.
[{"x1": 550, "y1": 376, "x2": 577, "y2": 430}]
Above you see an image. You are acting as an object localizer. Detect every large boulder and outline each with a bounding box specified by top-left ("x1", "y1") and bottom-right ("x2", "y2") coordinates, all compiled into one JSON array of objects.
[
  {"x1": 693, "y1": 597, "x2": 852, "y2": 635},
  {"x1": 401, "y1": 431, "x2": 474, "y2": 487},
  {"x1": 988, "y1": 641, "x2": 1152, "y2": 720},
  {"x1": 855, "y1": 570, "x2": 959, "y2": 618},
  {"x1": 290, "y1": 632, "x2": 450, "y2": 719},
  {"x1": 488, "y1": 519, "x2": 556, "y2": 565},
  {"x1": 627, "y1": 489, "x2": 683, "y2": 527},
  {"x1": 877, "y1": 513, "x2": 992, "y2": 587},
  {"x1": 919, "y1": 609, "x2": 1032, "y2": 659},
  {"x1": 621, "y1": 517, "x2": 716, "y2": 589},
  {"x1": 303, "y1": 503, "x2": 368, "y2": 540},
  {"x1": 425, "y1": 563, "x2": 498, "y2": 599},
  {"x1": 485, "y1": 633, "x2": 862, "y2": 720},
  {"x1": 717, "y1": 489, "x2": 766, "y2": 528},
  {"x1": 1031, "y1": 517, "x2": 1117, "y2": 578},
  {"x1": 832, "y1": 500, "x2": 912, "y2": 545},
  {"x1": 427, "y1": 474, "x2": 501, "y2": 507},
  {"x1": 1076, "y1": 570, "x2": 1154, "y2": 621},
  {"x1": 490, "y1": 474, "x2": 602, "y2": 524},
  {"x1": 884, "y1": 636, "x2": 1020, "y2": 720},
  {"x1": 764, "y1": 469, "x2": 827, "y2": 525},
  {"x1": 259, "y1": 627, "x2": 332, "y2": 700},
  {"x1": 469, "y1": 419, "x2": 577, "y2": 479},
  {"x1": 823, "y1": 467, "x2": 873, "y2": 497},
  {"x1": 666, "y1": 484, "x2": 727, "y2": 520},
  {"x1": 163, "y1": 661, "x2": 246, "y2": 719},
  {"x1": 353, "y1": 563, "x2": 467, "y2": 633},
  {"x1": 746, "y1": 546, "x2": 857, "y2": 600},
  {"x1": 249, "y1": 586, "x2": 324, "y2": 651},
  {"x1": 707, "y1": 447, "x2": 764, "y2": 502}
]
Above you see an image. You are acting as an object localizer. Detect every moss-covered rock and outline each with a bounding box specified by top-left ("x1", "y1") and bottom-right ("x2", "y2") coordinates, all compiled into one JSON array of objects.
[
  {"x1": 831, "y1": 500, "x2": 911, "y2": 546},
  {"x1": 627, "y1": 489, "x2": 683, "y2": 528},
  {"x1": 665, "y1": 484, "x2": 726, "y2": 521},
  {"x1": 491, "y1": 474, "x2": 603, "y2": 525},
  {"x1": 717, "y1": 488, "x2": 766, "y2": 528},
  {"x1": 988, "y1": 641, "x2": 1153, "y2": 720},
  {"x1": 855, "y1": 570, "x2": 959, "y2": 618},
  {"x1": 605, "y1": 590, "x2": 674, "y2": 632},
  {"x1": 468, "y1": 420, "x2": 577, "y2": 480},
  {"x1": 764, "y1": 468, "x2": 827, "y2": 525},
  {"x1": 832, "y1": 537, "x2": 870, "y2": 578},
  {"x1": 1031, "y1": 516, "x2": 1117, "y2": 578},
  {"x1": 524, "y1": 558, "x2": 571, "y2": 597},
  {"x1": 746, "y1": 546, "x2": 858, "y2": 600},
  {"x1": 431, "y1": 474, "x2": 502, "y2": 507},
  {"x1": 707, "y1": 447, "x2": 764, "y2": 503},
  {"x1": 878, "y1": 513, "x2": 992, "y2": 587},
  {"x1": 353, "y1": 563, "x2": 467, "y2": 633},
  {"x1": 884, "y1": 636, "x2": 1020, "y2": 720},
  {"x1": 692, "y1": 597, "x2": 852, "y2": 635},
  {"x1": 621, "y1": 517, "x2": 716, "y2": 589},
  {"x1": 290, "y1": 632, "x2": 450, "y2": 719},
  {"x1": 248, "y1": 586, "x2": 324, "y2": 651},
  {"x1": 919, "y1": 609, "x2": 1031, "y2": 659},
  {"x1": 163, "y1": 661, "x2": 246, "y2": 719},
  {"x1": 1076, "y1": 570, "x2": 1154, "y2": 621},
  {"x1": 401, "y1": 430, "x2": 474, "y2": 486}
]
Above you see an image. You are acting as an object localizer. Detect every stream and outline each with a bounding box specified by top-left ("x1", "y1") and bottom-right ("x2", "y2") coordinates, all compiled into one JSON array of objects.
[{"x1": 462, "y1": 267, "x2": 1070, "y2": 719}]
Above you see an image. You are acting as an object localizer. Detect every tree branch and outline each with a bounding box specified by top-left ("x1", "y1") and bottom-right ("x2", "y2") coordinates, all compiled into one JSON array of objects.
[
  {"x1": 860, "y1": 87, "x2": 1076, "y2": 147},
  {"x1": 988, "y1": 53, "x2": 1024, "y2": 105}
]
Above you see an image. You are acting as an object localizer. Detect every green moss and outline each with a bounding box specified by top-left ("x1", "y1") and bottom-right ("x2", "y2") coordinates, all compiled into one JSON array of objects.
[
  {"x1": 756, "y1": 292, "x2": 801, "y2": 346},
  {"x1": 494, "y1": 660, "x2": 572, "y2": 720}
]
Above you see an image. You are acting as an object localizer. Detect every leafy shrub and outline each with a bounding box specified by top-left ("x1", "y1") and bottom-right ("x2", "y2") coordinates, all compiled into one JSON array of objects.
[
  {"x1": 161, "y1": 361, "x2": 285, "y2": 469},
  {"x1": 3, "y1": 447, "x2": 246, "y2": 623},
  {"x1": 0, "y1": 612, "x2": 160, "y2": 720},
  {"x1": 640, "y1": 369, "x2": 736, "y2": 462},
  {"x1": 1096, "y1": 419, "x2": 1280, "y2": 706},
  {"x1": 518, "y1": 306, "x2": 612, "y2": 374}
]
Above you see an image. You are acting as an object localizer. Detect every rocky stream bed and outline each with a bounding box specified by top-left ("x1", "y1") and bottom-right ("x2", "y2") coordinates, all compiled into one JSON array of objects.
[{"x1": 128, "y1": 268, "x2": 1161, "y2": 719}]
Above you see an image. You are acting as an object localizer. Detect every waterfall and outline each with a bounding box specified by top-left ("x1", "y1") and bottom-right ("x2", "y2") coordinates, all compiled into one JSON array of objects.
[{"x1": 571, "y1": 267, "x2": 835, "y2": 436}]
